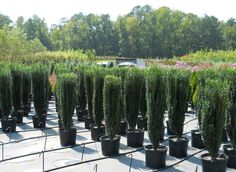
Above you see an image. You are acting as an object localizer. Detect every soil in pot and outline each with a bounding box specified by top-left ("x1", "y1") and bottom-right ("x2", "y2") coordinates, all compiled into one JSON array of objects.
[
  {"x1": 1, "y1": 117, "x2": 17, "y2": 133},
  {"x1": 32, "y1": 115, "x2": 47, "y2": 128},
  {"x1": 145, "y1": 145, "x2": 167, "y2": 169},
  {"x1": 118, "y1": 120, "x2": 127, "y2": 136},
  {"x1": 76, "y1": 107, "x2": 87, "y2": 121},
  {"x1": 101, "y1": 135, "x2": 120, "y2": 156},
  {"x1": 90, "y1": 124, "x2": 105, "y2": 141},
  {"x1": 169, "y1": 136, "x2": 189, "y2": 158},
  {"x1": 191, "y1": 129, "x2": 205, "y2": 149},
  {"x1": 137, "y1": 116, "x2": 147, "y2": 131},
  {"x1": 223, "y1": 144, "x2": 236, "y2": 169},
  {"x1": 84, "y1": 115, "x2": 94, "y2": 129},
  {"x1": 12, "y1": 111, "x2": 23, "y2": 124},
  {"x1": 126, "y1": 129, "x2": 144, "y2": 147},
  {"x1": 166, "y1": 121, "x2": 174, "y2": 135},
  {"x1": 201, "y1": 153, "x2": 228, "y2": 172},
  {"x1": 59, "y1": 127, "x2": 77, "y2": 146}
]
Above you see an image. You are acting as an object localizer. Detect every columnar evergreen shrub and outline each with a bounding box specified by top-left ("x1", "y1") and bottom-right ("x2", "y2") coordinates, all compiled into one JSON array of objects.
[
  {"x1": 74, "y1": 65, "x2": 87, "y2": 111},
  {"x1": 140, "y1": 70, "x2": 147, "y2": 118},
  {"x1": 31, "y1": 63, "x2": 49, "y2": 118},
  {"x1": 103, "y1": 75, "x2": 121, "y2": 139},
  {"x1": 93, "y1": 67, "x2": 104, "y2": 127},
  {"x1": 201, "y1": 79, "x2": 229, "y2": 159},
  {"x1": 11, "y1": 64, "x2": 23, "y2": 112},
  {"x1": 58, "y1": 73, "x2": 77, "y2": 130},
  {"x1": 221, "y1": 68, "x2": 236, "y2": 149},
  {"x1": 84, "y1": 69, "x2": 94, "y2": 119},
  {"x1": 166, "y1": 68, "x2": 190, "y2": 139},
  {"x1": 146, "y1": 66, "x2": 166, "y2": 149},
  {"x1": 124, "y1": 68, "x2": 143, "y2": 130},
  {"x1": 0, "y1": 67, "x2": 12, "y2": 119},
  {"x1": 22, "y1": 67, "x2": 31, "y2": 109}
]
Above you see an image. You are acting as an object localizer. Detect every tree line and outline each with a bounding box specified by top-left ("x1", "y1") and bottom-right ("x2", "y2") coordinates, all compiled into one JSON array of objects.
[{"x1": 1, "y1": 5, "x2": 236, "y2": 58}]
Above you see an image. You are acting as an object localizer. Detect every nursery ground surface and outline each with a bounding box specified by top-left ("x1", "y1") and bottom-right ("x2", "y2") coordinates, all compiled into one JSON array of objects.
[{"x1": 0, "y1": 98, "x2": 235, "y2": 172}]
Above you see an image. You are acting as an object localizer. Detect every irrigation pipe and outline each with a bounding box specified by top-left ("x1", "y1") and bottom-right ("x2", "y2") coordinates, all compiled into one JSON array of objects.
[{"x1": 0, "y1": 140, "x2": 95, "y2": 163}]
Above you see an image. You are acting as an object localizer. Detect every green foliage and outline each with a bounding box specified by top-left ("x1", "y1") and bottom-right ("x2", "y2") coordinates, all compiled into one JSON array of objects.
[
  {"x1": 93, "y1": 67, "x2": 105, "y2": 126},
  {"x1": 220, "y1": 68, "x2": 236, "y2": 149},
  {"x1": 201, "y1": 79, "x2": 229, "y2": 159},
  {"x1": 109, "y1": 67, "x2": 129, "y2": 119},
  {"x1": 124, "y1": 68, "x2": 143, "y2": 130},
  {"x1": 10, "y1": 64, "x2": 23, "y2": 111},
  {"x1": 194, "y1": 68, "x2": 219, "y2": 128},
  {"x1": 146, "y1": 66, "x2": 167, "y2": 150},
  {"x1": 22, "y1": 66, "x2": 31, "y2": 108},
  {"x1": 84, "y1": 69, "x2": 94, "y2": 119},
  {"x1": 103, "y1": 75, "x2": 121, "y2": 139},
  {"x1": 73, "y1": 64, "x2": 88, "y2": 111},
  {"x1": 139, "y1": 69, "x2": 147, "y2": 118},
  {"x1": 0, "y1": 67, "x2": 12, "y2": 118},
  {"x1": 58, "y1": 73, "x2": 77, "y2": 130},
  {"x1": 180, "y1": 50, "x2": 236, "y2": 63},
  {"x1": 31, "y1": 63, "x2": 49, "y2": 118},
  {"x1": 166, "y1": 68, "x2": 190, "y2": 139}
]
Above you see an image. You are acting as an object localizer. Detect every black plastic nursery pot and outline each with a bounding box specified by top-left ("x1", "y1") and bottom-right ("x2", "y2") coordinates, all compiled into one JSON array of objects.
[
  {"x1": 137, "y1": 116, "x2": 147, "y2": 131},
  {"x1": 166, "y1": 121, "x2": 174, "y2": 135},
  {"x1": 32, "y1": 115, "x2": 47, "y2": 128},
  {"x1": 101, "y1": 135, "x2": 120, "y2": 156},
  {"x1": 84, "y1": 115, "x2": 93, "y2": 129},
  {"x1": 201, "y1": 153, "x2": 228, "y2": 172},
  {"x1": 191, "y1": 129, "x2": 205, "y2": 149},
  {"x1": 223, "y1": 144, "x2": 236, "y2": 169},
  {"x1": 1, "y1": 117, "x2": 17, "y2": 133},
  {"x1": 169, "y1": 136, "x2": 189, "y2": 158},
  {"x1": 76, "y1": 107, "x2": 87, "y2": 121},
  {"x1": 90, "y1": 124, "x2": 105, "y2": 141},
  {"x1": 118, "y1": 120, "x2": 127, "y2": 136},
  {"x1": 126, "y1": 129, "x2": 144, "y2": 147},
  {"x1": 145, "y1": 145, "x2": 167, "y2": 169},
  {"x1": 59, "y1": 127, "x2": 77, "y2": 146},
  {"x1": 22, "y1": 105, "x2": 31, "y2": 117},
  {"x1": 12, "y1": 111, "x2": 23, "y2": 124}
]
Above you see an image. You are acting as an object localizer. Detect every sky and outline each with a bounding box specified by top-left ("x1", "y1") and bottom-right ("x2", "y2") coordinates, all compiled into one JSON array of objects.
[{"x1": 0, "y1": 0, "x2": 236, "y2": 26}]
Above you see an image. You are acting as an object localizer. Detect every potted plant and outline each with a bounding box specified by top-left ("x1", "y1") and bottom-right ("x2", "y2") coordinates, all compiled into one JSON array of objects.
[
  {"x1": 22, "y1": 66, "x2": 32, "y2": 117},
  {"x1": 200, "y1": 79, "x2": 229, "y2": 172},
  {"x1": 223, "y1": 68, "x2": 236, "y2": 169},
  {"x1": 53, "y1": 63, "x2": 70, "y2": 129},
  {"x1": 137, "y1": 70, "x2": 147, "y2": 130},
  {"x1": 101, "y1": 75, "x2": 121, "y2": 156},
  {"x1": 145, "y1": 66, "x2": 167, "y2": 169},
  {"x1": 192, "y1": 68, "x2": 218, "y2": 149},
  {"x1": 110, "y1": 67, "x2": 128, "y2": 135},
  {"x1": 91, "y1": 67, "x2": 105, "y2": 141},
  {"x1": 11, "y1": 64, "x2": 24, "y2": 124},
  {"x1": 124, "y1": 68, "x2": 144, "y2": 147},
  {"x1": 84, "y1": 69, "x2": 94, "y2": 129},
  {"x1": 0, "y1": 67, "x2": 16, "y2": 132},
  {"x1": 31, "y1": 63, "x2": 48, "y2": 128},
  {"x1": 167, "y1": 68, "x2": 190, "y2": 158},
  {"x1": 74, "y1": 65, "x2": 88, "y2": 121},
  {"x1": 58, "y1": 73, "x2": 77, "y2": 146}
]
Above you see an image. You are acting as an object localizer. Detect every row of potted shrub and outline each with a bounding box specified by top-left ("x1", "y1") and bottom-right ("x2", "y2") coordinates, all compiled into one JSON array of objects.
[
  {"x1": 1, "y1": 61, "x2": 236, "y2": 171},
  {"x1": 0, "y1": 63, "x2": 50, "y2": 132}
]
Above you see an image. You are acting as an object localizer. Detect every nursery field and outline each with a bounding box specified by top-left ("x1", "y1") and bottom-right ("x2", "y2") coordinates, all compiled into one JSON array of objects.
[
  {"x1": 1, "y1": 98, "x2": 234, "y2": 172},
  {"x1": 1, "y1": 50, "x2": 236, "y2": 172}
]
